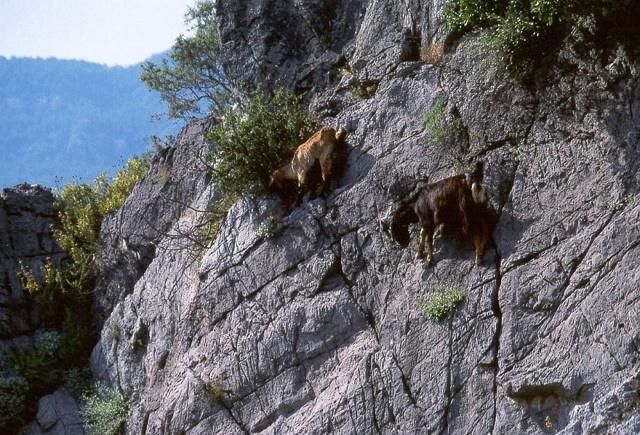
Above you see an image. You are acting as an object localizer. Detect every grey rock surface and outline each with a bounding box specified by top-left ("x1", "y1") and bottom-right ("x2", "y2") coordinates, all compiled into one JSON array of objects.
[
  {"x1": 94, "y1": 120, "x2": 217, "y2": 325},
  {"x1": 90, "y1": 1, "x2": 640, "y2": 434},
  {"x1": 21, "y1": 388, "x2": 85, "y2": 435},
  {"x1": 0, "y1": 184, "x2": 62, "y2": 367}
]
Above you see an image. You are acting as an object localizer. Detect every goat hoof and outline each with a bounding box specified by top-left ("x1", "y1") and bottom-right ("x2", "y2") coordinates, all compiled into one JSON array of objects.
[{"x1": 415, "y1": 252, "x2": 425, "y2": 260}]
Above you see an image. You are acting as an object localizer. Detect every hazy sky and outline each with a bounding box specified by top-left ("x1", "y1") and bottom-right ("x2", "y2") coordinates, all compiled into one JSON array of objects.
[{"x1": 0, "y1": 0, "x2": 198, "y2": 66}]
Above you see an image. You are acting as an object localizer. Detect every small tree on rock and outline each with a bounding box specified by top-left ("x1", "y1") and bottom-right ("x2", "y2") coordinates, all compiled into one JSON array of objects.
[{"x1": 141, "y1": 0, "x2": 234, "y2": 120}]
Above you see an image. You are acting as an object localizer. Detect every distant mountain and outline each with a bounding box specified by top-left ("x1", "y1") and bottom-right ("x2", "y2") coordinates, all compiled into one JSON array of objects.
[{"x1": 0, "y1": 55, "x2": 181, "y2": 188}]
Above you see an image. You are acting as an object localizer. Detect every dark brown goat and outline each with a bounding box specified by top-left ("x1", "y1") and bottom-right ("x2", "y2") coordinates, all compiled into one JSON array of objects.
[{"x1": 389, "y1": 163, "x2": 497, "y2": 266}]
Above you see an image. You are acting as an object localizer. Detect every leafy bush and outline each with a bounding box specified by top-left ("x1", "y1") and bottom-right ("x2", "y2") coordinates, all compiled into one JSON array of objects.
[
  {"x1": 207, "y1": 87, "x2": 318, "y2": 199},
  {"x1": 421, "y1": 282, "x2": 465, "y2": 321},
  {"x1": 8, "y1": 331, "x2": 62, "y2": 396},
  {"x1": 98, "y1": 157, "x2": 149, "y2": 215},
  {"x1": 0, "y1": 373, "x2": 29, "y2": 429},
  {"x1": 18, "y1": 262, "x2": 40, "y2": 295},
  {"x1": 56, "y1": 156, "x2": 149, "y2": 265},
  {"x1": 444, "y1": 0, "x2": 636, "y2": 75},
  {"x1": 48, "y1": 156, "x2": 149, "y2": 298},
  {"x1": 52, "y1": 156, "x2": 148, "y2": 347},
  {"x1": 82, "y1": 384, "x2": 128, "y2": 435}
]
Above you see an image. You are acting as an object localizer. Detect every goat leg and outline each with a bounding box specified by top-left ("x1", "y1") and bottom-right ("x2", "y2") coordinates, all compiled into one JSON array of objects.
[
  {"x1": 416, "y1": 227, "x2": 426, "y2": 260},
  {"x1": 473, "y1": 233, "x2": 485, "y2": 266}
]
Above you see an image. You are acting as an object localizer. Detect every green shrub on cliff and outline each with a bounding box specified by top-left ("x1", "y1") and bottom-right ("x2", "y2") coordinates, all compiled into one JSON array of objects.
[
  {"x1": 207, "y1": 87, "x2": 318, "y2": 199},
  {"x1": 13, "y1": 157, "x2": 148, "y2": 429},
  {"x1": 54, "y1": 156, "x2": 149, "y2": 294},
  {"x1": 444, "y1": 0, "x2": 636, "y2": 75},
  {"x1": 424, "y1": 99, "x2": 465, "y2": 147},
  {"x1": 19, "y1": 155, "x2": 150, "y2": 328},
  {"x1": 82, "y1": 384, "x2": 128, "y2": 435},
  {"x1": 9, "y1": 331, "x2": 62, "y2": 387}
]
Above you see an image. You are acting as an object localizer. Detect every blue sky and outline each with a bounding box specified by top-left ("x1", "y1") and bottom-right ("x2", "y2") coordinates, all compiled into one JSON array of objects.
[{"x1": 0, "y1": 0, "x2": 198, "y2": 66}]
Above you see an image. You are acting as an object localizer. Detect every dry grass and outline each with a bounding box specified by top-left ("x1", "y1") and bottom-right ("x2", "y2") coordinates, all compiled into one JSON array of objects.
[
  {"x1": 203, "y1": 381, "x2": 225, "y2": 406},
  {"x1": 420, "y1": 42, "x2": 444, "y2": 65}
]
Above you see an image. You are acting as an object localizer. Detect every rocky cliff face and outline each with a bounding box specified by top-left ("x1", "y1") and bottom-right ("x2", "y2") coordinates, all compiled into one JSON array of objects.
[
  {"x1": 0, "y1": 185, "x2": 62, "y2": 365},
  {"x1": 90, "y1": 1, "x2": 640, "y2": 434},
  {"x1": 93, "y1": 120, "x2": 216, "y2": 325}
]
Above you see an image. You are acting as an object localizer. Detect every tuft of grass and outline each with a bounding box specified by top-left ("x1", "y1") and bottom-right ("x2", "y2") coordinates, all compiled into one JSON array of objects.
[
  {"x1": 421, "y1": 282, "x2": 465, "y2": 322},
  {"x1": 424, "y1": 100, "x2": 465, "y2": 147},
  {"x1": 608, "y1": 193, "x2": 635, "y2": 211},
  {"x1": 350, "y1": 80, "x2": 379, "y2": 100}
]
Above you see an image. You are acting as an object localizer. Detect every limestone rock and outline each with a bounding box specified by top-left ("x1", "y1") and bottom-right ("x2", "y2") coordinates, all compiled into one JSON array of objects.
[
  {"x1": 0, "y1": 184, "x2": 62, "y2": 367},
  {"x1": 89, "y1": 1, "x2": 640, "y2": 434},
  {"x1": 21, "y1": 388, "x2": 84, "y2": 435},
  {"x1": 93, "y1": 119, "x2": 218, "y2": 325}
]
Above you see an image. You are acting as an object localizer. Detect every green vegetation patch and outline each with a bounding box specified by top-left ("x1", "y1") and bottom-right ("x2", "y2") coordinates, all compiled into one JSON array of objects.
[
  {"x1": 444, "y1": 0, "x2": 637, "y2": 76},
  {"x1": 10, "y1": 156, "x2": 148, "y2": 431},
  {"x1": 64, "y1": 367, "x2": 93, "y2": 401},
  {"x1": 0, "y1": 373, "x2": 29, "y2": 430},
  {"x1": 424, "y1": 100, "x2": 465, "y2": 147},
  {"x1": 9, "y1": 331, "x2": 62, "y2": 388},
  {"x1": 207, "y1": 87, "x2": 318, "y2": 200},
  {"x1": 422, "y1": 282, "x2": 465, "y2": 322},
  {"x1": 82, "y1": 384, "x2": 129, "y2": 435},
  {"x1": 257, "y1": 216, "x2": 281, "y2": 240},
  {"x1": 141, "y1": 0, "x2": 232, "y2": 120}
]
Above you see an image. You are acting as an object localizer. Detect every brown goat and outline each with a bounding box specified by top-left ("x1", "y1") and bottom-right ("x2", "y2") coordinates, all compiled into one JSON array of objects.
[
  {"x1": 389, "y1": 163, "x2": 496, "y2": 266},
  {"x1": 269, "y1": 127, "x2": 347, "y2": 192}
]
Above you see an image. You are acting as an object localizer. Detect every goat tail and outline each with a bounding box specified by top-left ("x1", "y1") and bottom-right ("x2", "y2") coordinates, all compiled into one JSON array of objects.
[{"x1": 390, "y1": 202, "x2": 418, "y2": 248}]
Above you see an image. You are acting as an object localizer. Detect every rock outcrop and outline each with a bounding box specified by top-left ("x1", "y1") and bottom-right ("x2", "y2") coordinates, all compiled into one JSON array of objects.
[
  {"x1": 21, "y1": 388, "x2": 85, "y2": 435},
  {"x1": 0, "y1": 184, "x2": 62, "y2": 366},
  {"x1": 93, "y1": 119, "x2": 216, "y2": 325},
  {"x1": 89, "y1": 1, "x2": 640, "y2": 434}
]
